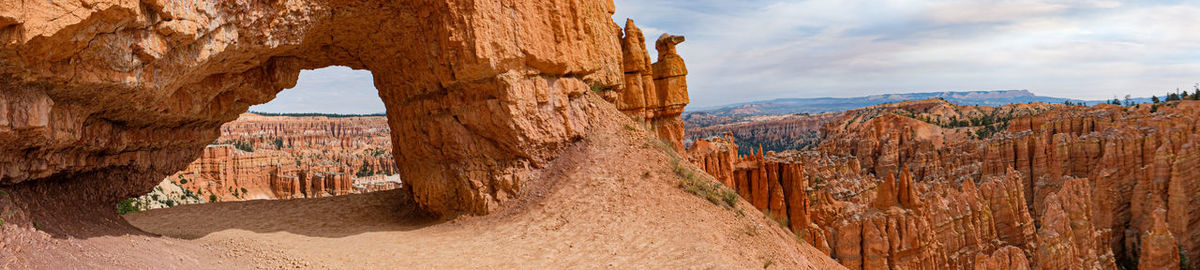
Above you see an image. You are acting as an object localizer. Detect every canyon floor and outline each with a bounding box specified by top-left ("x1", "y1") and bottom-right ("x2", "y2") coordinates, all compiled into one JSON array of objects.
[{"x1": 5, "y1": 109, "x2": 841, "y2": 269}]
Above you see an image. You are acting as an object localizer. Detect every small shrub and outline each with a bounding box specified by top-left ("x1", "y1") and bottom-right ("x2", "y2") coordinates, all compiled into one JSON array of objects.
[
  {"x1": 356, "y1": 164, "x2": 375, "y2": 178},
  {"x1": 765, "y1": 212, "x2": 789, "y2": 228},
  {"x1": 624, "y1": 124, "x2": 637, "y2": 131},
  {"x1": 722, "y1": 190, "x2": 739, "y2": 207},
  {"x1": 0, "y1": 211, "x2": 15, "y2": 226},
  {"x1": 179, "y1": 178, "x2": 188, "y2": 184},
  {"x1": 117, "y1": 198, "x2": 141, "y2": 215},
  {"x1": 33, "y1": 221, "x2": 42, "y2": 230},
  {"x1": 208, "y1": 194, "x2": 218, "y2": 202},
  {"x1": 589, "y1": 83, "x2": 614, "y2": 93},
  {"x1": 675, "y1": 158, "x2": 739, "y2": 209},
  {"x1": 647, "y1": 136, "x2": 741, "y2": 210},
  {"x1": 1182, "y1": 245, "x2": 1191, "y2": 270},
  {"x1": 763, "y1": 259, "x2": 774, "y2": 269}
]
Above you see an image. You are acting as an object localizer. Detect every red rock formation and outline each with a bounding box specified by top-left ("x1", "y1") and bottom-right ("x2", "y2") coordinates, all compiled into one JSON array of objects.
[
  {"x1": 688, "y1": 99, "x2": 1200, "y2": 269},
  {"x1": 0, "y1": 0, "x2": 630, "y2": 219},
  {"x1": 978, "y1": 169, "x2": 1036, "y2": 251},
  {"x1": 611, "y1": 20, "x2": 689, "y2": 153},
  {"x1": 685, "y1": 113, "x2": 836, "y2": 151},
  {"x1": 973, "y1": 246, "x2": 1030, "y2": 270},
  {"x1": 166, "y1": 113, "x2": 400, "y2": 202},
  {"x1": 1035, "y1": 176, "x2": 1115, "y2": 269},
  {"x1": 686, "y1": 134, "x2": 739, "y2": 187},
  {"x1": 1140, "y1": 207, "x2": 1181, "y2": 270}
]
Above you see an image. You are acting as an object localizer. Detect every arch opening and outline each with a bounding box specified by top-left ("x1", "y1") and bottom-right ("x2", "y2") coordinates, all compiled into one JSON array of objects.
[
  {"x1": 0, "y1": 0, "x2": 624, "y2": 238},
  {"x1": 116, "y1": 66, "x2": 403, "y2": 215}
]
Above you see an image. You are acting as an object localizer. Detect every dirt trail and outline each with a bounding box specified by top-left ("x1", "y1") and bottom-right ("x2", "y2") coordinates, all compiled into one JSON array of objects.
[{"x1": 8, "y1": 103, "x2": 843, "y2": 269}]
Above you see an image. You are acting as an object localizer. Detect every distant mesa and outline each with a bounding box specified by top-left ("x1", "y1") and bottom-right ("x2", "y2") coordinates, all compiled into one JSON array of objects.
[
  {"x1": 247, "y1": 111, "x2": 387, "y2": 118},
  {"x1": 690, "y1": 90, "x2": 1150, "y2": 116}
]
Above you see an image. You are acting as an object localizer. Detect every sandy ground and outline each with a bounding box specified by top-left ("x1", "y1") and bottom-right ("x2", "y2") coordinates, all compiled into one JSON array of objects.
[{"x1": 5, "y1": 99, "x2": 843, "y2": 269}]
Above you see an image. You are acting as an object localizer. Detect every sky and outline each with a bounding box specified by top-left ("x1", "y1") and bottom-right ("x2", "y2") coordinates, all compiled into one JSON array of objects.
[
  {"x1": 615, "y1": 0, "x2": 1200, "y2": 108},
  {"x1": 253, "y1": 0, "x2": 1200, "y2": 112},
  {"x1": 248, "y1": 66, "x2": 385, "y2": 114}
]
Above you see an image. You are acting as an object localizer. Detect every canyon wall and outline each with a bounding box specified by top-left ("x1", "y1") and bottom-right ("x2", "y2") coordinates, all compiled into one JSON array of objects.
[
  {"x1": 161, "y1": 113, "x2": 400, "y2": 203},
  {"x1": 0, "y1": 0, "x2": 628, "y2": 220},
  {"x1": 690, "y1": 99, "x2": 1200, "y2": 269},
  {"x1": 685, "y1": 113, "x2": 836, "y2": 155}
]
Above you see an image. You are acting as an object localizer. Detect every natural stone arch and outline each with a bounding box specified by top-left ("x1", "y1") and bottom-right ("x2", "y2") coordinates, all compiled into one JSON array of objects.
[{"x1": 0, "y1": 0, "x2": 623, "y2": 219}]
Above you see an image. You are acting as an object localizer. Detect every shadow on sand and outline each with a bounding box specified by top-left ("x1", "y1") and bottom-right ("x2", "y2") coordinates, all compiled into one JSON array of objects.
[{"x1": 121, "y1": 189, "x2": 440, "y2": 239}]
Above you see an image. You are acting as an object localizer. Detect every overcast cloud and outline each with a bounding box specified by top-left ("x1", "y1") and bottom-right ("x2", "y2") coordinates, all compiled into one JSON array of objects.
[
  {"x1": 253, "y1": 0, "x2": 1200, "y2": 112},
  {"x1": 248, "y1": 66, "x2": 385, "y2": 114},
  {"x1": 615, "y1": 0, "x2": 1200, "y2": 108}
]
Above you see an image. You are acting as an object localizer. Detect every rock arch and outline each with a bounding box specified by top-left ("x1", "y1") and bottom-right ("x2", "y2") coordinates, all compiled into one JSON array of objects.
[{"x1": 0, "y1": 0, "x2": 624, "y2": 218}]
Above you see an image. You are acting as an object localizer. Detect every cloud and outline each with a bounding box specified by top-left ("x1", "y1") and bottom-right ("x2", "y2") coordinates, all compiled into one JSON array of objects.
[
  {"x1": 614, "y1": 0, "x2": 1200, "y2": 108},
  {"x1": 261, "y1": 1, "x2": 1200, "y2": 112},
  {"x1": 248, "y1": 66, "x2": 386, "y2": 114}
]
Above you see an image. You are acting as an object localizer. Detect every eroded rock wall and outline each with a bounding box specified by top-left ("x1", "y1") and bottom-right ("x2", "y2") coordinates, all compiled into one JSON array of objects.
[
  {"x1": 0, "y1": 0, "x2": 626, "y2": 221},
  {"x1": 160, "y1": 113, "x2": 402, "y2": 204},
  {"x1": 689, "y1": 99, "x2": 1200, "y2": 269}
]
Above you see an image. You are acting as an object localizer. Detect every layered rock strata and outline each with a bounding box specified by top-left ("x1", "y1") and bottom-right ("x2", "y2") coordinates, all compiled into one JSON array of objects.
[
  {"x1": 685, "y1": 113, "x2": 836, "y2": 155},
  {"x1": 609, "y1": 20, "x2": 690, "y2": 153},
  {"x1": 688, "y1": 99, "x2": 1200, "y2": 269},
  {"x1": 0, "y1": 0, "x2": 628, "y2": 219},
  {"x1": 175, "y1": 113, "x2": 399, "y2": 201}
]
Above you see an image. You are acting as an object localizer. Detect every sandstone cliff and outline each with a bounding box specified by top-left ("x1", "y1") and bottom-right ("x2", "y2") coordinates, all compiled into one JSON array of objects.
[{"x1": 0, "y1": 0, "x2": 626, "y2": 220}]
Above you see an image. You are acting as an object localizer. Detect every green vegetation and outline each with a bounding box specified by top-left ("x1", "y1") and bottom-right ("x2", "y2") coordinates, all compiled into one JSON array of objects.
[
  {"x1": 117, "y1": 198, "x2": 141, "y2": 215},
  {"x1": 650, "y1": 137, "x2": 741, "y2": 210},
  {"x1": 118, "y1": 180, "x2": 206, "y2": 214},
  {"x1": 365, "y1": 147, "x2": 388, "y2": 157},
  {"x1": 1182, "y1": 245, "x2": 1192, "y2": 270},
  {"x1": 213, "y1": 139, "x2": 254, "y2": 152},
  {"x1": 894, "y1": 109, "x2": 1015, "y2": 139},
  {"x1": 765, "y1": 212, "x2": 789, "y2": 228},
  {"x1": 763, "y1": 259, "x2": 774, "y2": 269},
  {"x1": 720, "y1": 131, "x2": 820, "y2": 156},
  {"x1": 356, "y1": 164, "x2": 375, "y2": 178},
  {"x1": 248, "y1": 111, "x2": 386, "y2": 118},
  {"x1": 1152, "y1": 87, "x2": 1200, "y2": 103},
  {"x1": 208, "y1": 194, "x2": 218, "y2": 202},
  {"x1": 589, "y1": 82, "x2": 615, "y2": 93},
  {"x1": 675, "y1": 157, "x2": 738, "y2": 208},
  {"x1": 0, "y1": 211, "x2": 13, "y2": 227},
  {"x1": 272, "y1": 137, "x2": 285, "y2": 150}
]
